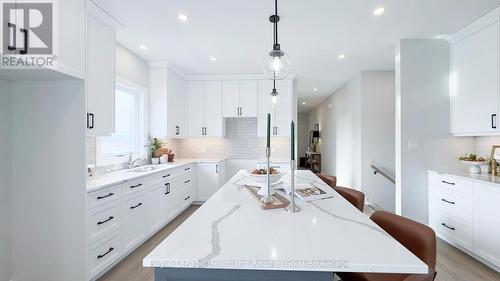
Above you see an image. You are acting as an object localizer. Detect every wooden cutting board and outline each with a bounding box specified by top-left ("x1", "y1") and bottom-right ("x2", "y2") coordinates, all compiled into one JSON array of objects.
[{"x1": 244, "y1": 185, "x2": 290, "y2": 210}]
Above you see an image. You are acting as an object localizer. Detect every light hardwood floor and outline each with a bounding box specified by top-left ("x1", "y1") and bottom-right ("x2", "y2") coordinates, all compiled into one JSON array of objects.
[{"x1": 98, "y1": 205, "x2": 499, "y2": 281}]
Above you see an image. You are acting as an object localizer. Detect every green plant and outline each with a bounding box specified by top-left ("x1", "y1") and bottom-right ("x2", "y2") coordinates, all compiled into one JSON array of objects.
[{"x1": 146, "y1": 138, "x2": 163, "y2": 157}]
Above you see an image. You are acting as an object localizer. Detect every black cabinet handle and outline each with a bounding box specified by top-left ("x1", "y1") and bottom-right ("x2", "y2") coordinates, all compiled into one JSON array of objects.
[
  {"x1": 185, "y1": 167, "x2": 191, "y2": 171},
  {"x1": 240, "y1": 107, "x2": 243, "y2": 116},
  {"x1": 184, "y1": 195, "x2": 191, "y2": 201},
  {"x1": 162, "y1": 174, "x2": 171, "y2": 178},
  {"x1": 130, "y1": 203, "x2": 142, "y2": 209},
  {"x1": 7, "y1": 23, "x2": 16, "y2": 50},
  {"x1": 441, "y1": 223, "x2": 455, "y2": 231},
  {"x1": 97, "y1": 216, "x2": 114, "y2": 225},
  {"x1": 165, "y1": 183, "x2": 170, "y2": 195},
  {"x1": 492, "y1": 114, "x2": 497, "y2": 129},
  {"x1": 184, "y1": 180, "x2": 190, "y2": 184},
  {"x1": 216, "y1": 164, "x2": 219, "y2": 174},
  {"x1": 97, "y1": 193, "x2": 114, "y2": 200},
  {"x1": 176, "y1": 126, "x2": 180, "y2": 135},
  {"x1": 441, "y1": 180, "x2": 455, "y2": 186},
  {"x1": 441, "y1": 198, "x2": 455, "y2": 205},
  {"x1": 130, "y1": 183, "x2": 142, "y2": 189},
  {"x1": 87, "y1": 113, "x2": 95, "y2": 129},
  {"x1": 20, "y1": 28, "x2": 28, "y2": 54},
  {"x1": 97, "y1": 247, "x2": 114, "y2": 259}
]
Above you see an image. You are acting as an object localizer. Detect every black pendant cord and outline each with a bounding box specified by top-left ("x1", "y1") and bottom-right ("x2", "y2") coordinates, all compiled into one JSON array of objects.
[
  {"x1": 273, "y1": 79, "x2": 276, "y2": 90},
  {"x1": 274, "y1": 0, "x2": 278, "y2": 46}
]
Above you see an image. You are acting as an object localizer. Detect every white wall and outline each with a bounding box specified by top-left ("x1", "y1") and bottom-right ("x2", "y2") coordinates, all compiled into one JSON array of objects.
[
  {"x1": 0, "y1": 80, "x2": 12, "y2": 281},
  {"x1": 11, "y1": 81, "x2": 87, "y2": 281},
  {"x1": 361, "y1": 71, "x2": 396, "y2": 212},
  {"x1": 308, "y1": 75, "x2": 362, "y2": 189},
  {"x1": 116, "y1": 44, "x2": 150, "y2": 87},
  {"x1": 297, "y1": 113, "x2": 310, "y2": 159},
  {"x1": 396, "y1": 39, "x2": 474, "y2": 223}
]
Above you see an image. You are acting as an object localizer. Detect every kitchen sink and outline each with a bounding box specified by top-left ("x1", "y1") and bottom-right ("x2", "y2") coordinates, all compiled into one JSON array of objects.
[{"x1": 128, "y1": 166, "x2": 159, "y2": 173}]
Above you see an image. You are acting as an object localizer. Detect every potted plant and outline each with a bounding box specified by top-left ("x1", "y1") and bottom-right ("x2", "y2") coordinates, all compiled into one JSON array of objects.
[{"x1": 147, "y1": 138, "x2": 162, "y2": 165}]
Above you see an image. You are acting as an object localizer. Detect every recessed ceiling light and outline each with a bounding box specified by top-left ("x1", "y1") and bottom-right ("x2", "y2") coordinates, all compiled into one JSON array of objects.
[
  {"x1": 210, "y1": 57, "x2": 217, "y2": 62},
  {"x1": 302, "y1": 102, "x2": 307, "y2": 105},
  {"x1": 177, "y1": 14, "x2": 189, "y2": 22},
  {"x1": 139, "y1": 44, "x2": 148, "y2": 50},
  {"x1": 313, "y1": 88, "x2": 318, "y2": 92},
  {"x1": 338, "y1": 54, "x2": 346, "y2": 60},
  {"x1": 373, "y1": 7, "x2": 385, "y2": 16}
]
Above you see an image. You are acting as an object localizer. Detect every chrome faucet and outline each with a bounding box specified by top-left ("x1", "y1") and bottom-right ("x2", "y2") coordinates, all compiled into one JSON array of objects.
[{"x1": 128, "y1": 157, "x2": 144, "y2": 169}]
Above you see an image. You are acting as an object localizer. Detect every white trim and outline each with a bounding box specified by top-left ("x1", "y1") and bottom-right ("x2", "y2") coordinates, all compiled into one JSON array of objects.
[
  {"x1": 148, "y1": 61, "x2": 188, "y2": 79},
  {"x1": 186, "y1": 73, "x2": 297, "y2": 81},
  {"x1": 88, "y1": 0, "x2": 125, "y2": 30}
]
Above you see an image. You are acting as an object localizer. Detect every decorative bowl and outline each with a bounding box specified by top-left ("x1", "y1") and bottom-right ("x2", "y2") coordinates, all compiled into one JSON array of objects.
[
  {"x1": 245, "y1": 169, "x2": 283, "y2": 184},
  {"x1": 460, "y1": 160, "x2": 487, "y2": 174}
]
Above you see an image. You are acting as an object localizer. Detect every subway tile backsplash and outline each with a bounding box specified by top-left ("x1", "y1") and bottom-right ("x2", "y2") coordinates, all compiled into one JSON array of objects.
[{"x1": 473, "y1": 136, "x2": 500, "y2": 158}]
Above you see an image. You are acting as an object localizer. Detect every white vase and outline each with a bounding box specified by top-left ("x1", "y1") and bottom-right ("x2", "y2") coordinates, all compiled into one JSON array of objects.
[{"x1": 151, "y1": 158, "x2": 160, "y2": 165}]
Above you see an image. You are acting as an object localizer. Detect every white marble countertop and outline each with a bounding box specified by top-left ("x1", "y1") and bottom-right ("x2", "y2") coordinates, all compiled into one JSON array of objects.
[
  {"x1": 86, "y1": 158, "x2": 225, "y2": 192},
  {"x1": 428, "y1": 169, "x2": 500, "y2": 186},
  {"x1": 143, "y1": 170, "x2": 428, "y2": 274}
]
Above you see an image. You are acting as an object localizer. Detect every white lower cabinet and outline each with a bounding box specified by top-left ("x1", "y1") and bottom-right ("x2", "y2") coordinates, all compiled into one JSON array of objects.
[
  {"x1": 122, "y1": 192, "x2": 149, "y2": 253},
  {"x1": 197, "y1": 161, "x2": 226, "y2": 201},
  {"x1": 86, "y1": 163, "x2": 198, "y2": 280},
  {"x1": 428, "y1": 172, "x2": 500, "y2": 270}
]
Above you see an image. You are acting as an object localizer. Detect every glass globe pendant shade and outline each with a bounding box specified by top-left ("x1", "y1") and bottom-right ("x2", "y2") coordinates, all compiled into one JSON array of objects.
[{"x1": 263, "y1": 49, "x2": 291, "y2": 80}]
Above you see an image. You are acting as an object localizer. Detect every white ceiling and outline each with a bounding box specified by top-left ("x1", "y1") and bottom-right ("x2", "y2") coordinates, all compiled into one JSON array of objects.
[{"x1": 94, "y1": 0, "x2": 500, "y2": 112}]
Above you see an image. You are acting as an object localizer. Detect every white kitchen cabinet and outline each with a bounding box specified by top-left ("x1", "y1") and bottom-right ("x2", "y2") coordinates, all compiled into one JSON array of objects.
[
  {"x1": 197, "y1": 161, "x2": 225, "y2": 201},
  {"x1": 222, "y1": 80, "x2": 258, "y2": 117},
  {"x1": 258, "y1": 79, "x2": 293, "y2": 137},
  {"x1": 122, "y1": 192, "x2": 148, "y2": 253},
  {"x1": 450, "y1": 8, "x2": 500, "y2": 136},
  {"x1": 148, "y1": 181, "x2": 170, "y2": 233},
  {"x1": 428, "y1": 171, "x2": 500, "y2": 270},
  {"x1": 473, "y1": 182, "x2": 500, "y2": 268},
  {"x1": 149, "y1": 67, "x2": 187, "y2": 138},
  {"x1": 87, "y1": 231, "x2": 122, "y2": 280},
  {"x1": 188, "y1": 81, "x2": 224, "y2": 137},
  {"x1": 86, "y1": 8, "x2": 117, "y2": 136}
]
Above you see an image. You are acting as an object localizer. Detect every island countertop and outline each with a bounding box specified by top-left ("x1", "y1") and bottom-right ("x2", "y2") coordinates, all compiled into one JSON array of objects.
[{"x1": 143, "y1": 170, "x2": 427, "y2": 274}]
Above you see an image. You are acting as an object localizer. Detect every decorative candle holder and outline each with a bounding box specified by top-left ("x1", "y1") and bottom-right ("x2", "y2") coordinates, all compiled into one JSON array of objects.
[
  {"x1": 284, "y1": 160, "x2": 301, "y2": 213},
  {"x1": 261, "y1": 147, "x2": 276, "y2": 204}
]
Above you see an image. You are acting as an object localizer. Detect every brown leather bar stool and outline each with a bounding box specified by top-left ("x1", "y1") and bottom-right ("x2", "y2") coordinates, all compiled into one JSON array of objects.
[
  {"x1": 316, "y1": 173, "x2": 365, "y2": 212},
  {"x1": 337, "y1": 211, "x2": 437, "y2": 281}
]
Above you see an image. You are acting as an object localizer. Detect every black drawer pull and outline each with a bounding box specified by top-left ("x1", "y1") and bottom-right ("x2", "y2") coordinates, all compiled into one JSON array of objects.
[
  {"x1": 184, "y1": 196, "x2": 191, "y2": 201},
  {"x1": 185, "y1": 167, "x2": 190, "y2": 171},
  {"x1": 97, "y1": 247, "x2": 114, "y2": 259},
  {"x1": 441, "y1": 199, "x2": 455, "y2": 205},
  {"x1": 163, "y1": 174, "x2": 171, "y2": 178},
  {"x1": 185, "y1": 180, "x2": 190, "y2": 184},
  {"x1": 165, "y1": 183, "x2": 170, "y2": 195},
  {"x1": 130, "y1": 203, "x2": 143, "y2": 210},
  {"x1": 97, "y1": 193, "x2": 114, "y2": 200},
  {"x1": 130, "y1": 183, "x2": 142, "y2": 189},
  {"x1": 97, "y1": 216, "x2": 114, "y2": 225},
  {"x1": 493, "y1": 114, "x2": 497, "y2": 129},
  {"x1": 441, "y1": 223, "x2": 455, "y2": 231},
  {"x1": 441, "y1": 181, "x2": 455, "y2": 186}
]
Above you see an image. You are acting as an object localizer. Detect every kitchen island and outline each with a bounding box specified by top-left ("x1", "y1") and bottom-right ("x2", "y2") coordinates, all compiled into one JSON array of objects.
[{"x1": 143, "y1": 170, "x2": 428, "y2": 281}]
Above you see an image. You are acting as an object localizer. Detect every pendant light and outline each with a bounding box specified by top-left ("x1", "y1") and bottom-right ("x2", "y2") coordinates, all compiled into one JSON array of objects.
[
  {"x1": 269, "y1": 79, "x2": 280, "y2": 105},
  {"x1": 263, "y1": 0, "x2": 291, "y2": 80}
]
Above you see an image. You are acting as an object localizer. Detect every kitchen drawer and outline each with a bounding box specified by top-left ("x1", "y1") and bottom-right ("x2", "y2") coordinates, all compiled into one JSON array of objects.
[
  {"x1": 181, "y1": 164, "x2": 194, "y2": 174},
  {"x1": 122, "y1": 192, "x2": 149, "y2": 253},
  {"x1": 180, "y1": 173, "x2": 193, "y2": 192},
  {"x1": 429, "y1": 186, "x2": 473, "y2": 223},
  {"x1": 122, "y1": 177, "x2": 148, "y2": 197},
  {"x1": 149, "y1": 169, "x2": 178, "y2": 186},
  {"x1": 428, "y1": 174, "x2": 472, "y2": 195},
  {"x1": 88, "y1": 230, "x2": 122, "y2": 279},
  {"x1": 87, "y1": 184, "x2": 122, "y2": 209},
  {"x1": 430, "y1": 211, "x2": 473, "y2": 252},
  {"x1": 87, "y1": 201, "x2": 121, "y2": 244},
  {"x1": 180, "y1": 187, "x2": 193, "y2": 209}
]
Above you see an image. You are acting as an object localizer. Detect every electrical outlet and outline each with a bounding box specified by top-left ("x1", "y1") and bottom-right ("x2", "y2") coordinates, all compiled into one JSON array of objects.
[{"x1": 408, "y1": 140, "x2": 418, "y2": 150}]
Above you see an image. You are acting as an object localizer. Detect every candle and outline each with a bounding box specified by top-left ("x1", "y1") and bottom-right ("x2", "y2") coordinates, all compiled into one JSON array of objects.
[
  {"x1": 267, "y1": 113, "x2": 271, "y2": 148},
  {"x1": 291, "y1": 121, "x2": 295, "y2": 160}
]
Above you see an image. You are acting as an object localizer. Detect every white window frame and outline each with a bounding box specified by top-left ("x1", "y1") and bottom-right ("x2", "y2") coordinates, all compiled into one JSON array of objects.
[{"x1": 96, "y1": 77, "x2": 148, "y2": 166}]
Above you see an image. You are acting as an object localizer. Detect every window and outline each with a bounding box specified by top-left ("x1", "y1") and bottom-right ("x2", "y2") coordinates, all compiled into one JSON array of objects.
[{"x1": 96, "y1": 78, "x2": 146, "y2": 166}]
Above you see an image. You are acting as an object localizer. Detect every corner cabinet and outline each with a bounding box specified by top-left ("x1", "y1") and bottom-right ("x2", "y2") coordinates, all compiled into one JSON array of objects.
[
  {"x1": 258, "y1": 79, "x2": 293, "y2": 137},
  {"x1": 187, "y1": 81, "x2": 224, "y2": 137},
  {"x1": 428, "y1": 172, "x2": 500, "y2": 271},
  {"x1": 450, "y1": 8, "x2": 500, "y2": 136},
  {"x1": 86, "y1": 2, "x2": 120, "y2": 136},
  {"x1": 149, "y1": 67, "x2": 187, "y2": 138},
  {"x1": 196, "y1": 161, "x2": 226, "y2": 201}
]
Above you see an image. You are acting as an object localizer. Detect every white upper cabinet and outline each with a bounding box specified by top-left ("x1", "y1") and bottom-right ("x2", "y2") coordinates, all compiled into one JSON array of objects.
[
  {"x1": 86, "y1": 5, "x2": 118, "y2": 136},
  {"x1": 450, "y1": 8, "x2": 500, "y2": 136},
  {"x1": 258, "y1": 79, "x2": 293, "y2": 137},
  {"x1": 222, "y1": 80, "x2": 258, "y2": 117},
  {"x1": 149, "y1": 67, "x2": 187, "y2": 138},
  {"x1": 187, "y1": 81, "x2": 223, "y2": 137}
]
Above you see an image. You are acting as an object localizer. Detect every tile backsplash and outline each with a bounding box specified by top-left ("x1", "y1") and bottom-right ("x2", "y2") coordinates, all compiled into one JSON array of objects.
[
  {"x1": 87, "y1": 118, "x2": 291, "y2": 170},
  {"x1": 473, "y1": 136, "x2": 500, "y2": 158}
]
